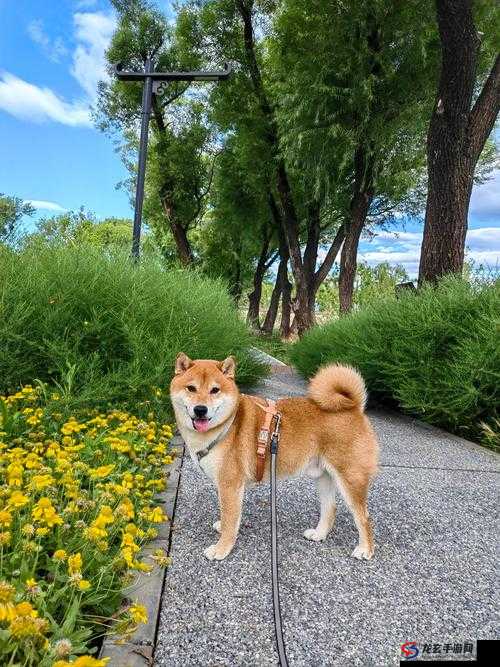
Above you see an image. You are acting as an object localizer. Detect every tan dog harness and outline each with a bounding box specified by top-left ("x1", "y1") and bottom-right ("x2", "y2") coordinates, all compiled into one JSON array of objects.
[{"x1": 254, "y1": 398, "x2": 281, "y2": 482}]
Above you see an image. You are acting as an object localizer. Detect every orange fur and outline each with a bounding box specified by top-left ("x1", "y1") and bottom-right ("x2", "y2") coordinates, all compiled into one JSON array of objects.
[
  {"x1": 170, "y1": 355, "x2": 379, "y2": 561},
  {"x1": 308, "y1": 363, "x2": 367, "y2": 411}
]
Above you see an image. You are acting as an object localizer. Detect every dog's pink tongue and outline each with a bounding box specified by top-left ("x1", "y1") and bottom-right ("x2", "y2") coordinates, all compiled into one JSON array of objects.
[{"x1": 194, "y1": 419, "x2": 210, "y2": 432}]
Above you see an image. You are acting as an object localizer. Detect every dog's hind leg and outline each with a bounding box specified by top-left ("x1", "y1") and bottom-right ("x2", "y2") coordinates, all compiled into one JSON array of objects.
[
  {"x1": 330, "y1": 469, "x2": 374, "y2": 560},
  {"x1": 304, "y1": 471, "x2": 337, "y2": 542}
]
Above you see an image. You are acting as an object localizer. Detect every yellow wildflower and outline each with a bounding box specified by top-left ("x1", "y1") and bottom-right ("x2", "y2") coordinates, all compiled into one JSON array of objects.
[
  {"x1": 129, "y1": 603, "x2": 148, "y2": 624},
  {"x1": 32, "y1": 497, "x2": 63, "y2": 527},
  {"x1": 53, "y1": 549, "x2": 67, "y2": 561},
  {"x1": 89, "y1": 464, "x2": 115, "y2": 479},
  {"x1": 7, "y1": 490, "x2": 30, "y2": 508},
  {"x1": 30, "y1": 473, "x2": 55, "y2": 491},
  {"x1": 0, "y1": 509, "x2": 12, "y2": 528},
  {"x1": 67, "y1": 552, "x2": 83, "y2": 575},
  {"x1": 78, "y1": 579, "x2": 91, "y2": 591}
]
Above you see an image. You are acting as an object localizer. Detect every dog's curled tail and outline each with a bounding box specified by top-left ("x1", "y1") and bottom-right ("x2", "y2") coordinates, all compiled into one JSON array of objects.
[{"x1": 308, "y1": 364, "x2": 367, "y2": 412}]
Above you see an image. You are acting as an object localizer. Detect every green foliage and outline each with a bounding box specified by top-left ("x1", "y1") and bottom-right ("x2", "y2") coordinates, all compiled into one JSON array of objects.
[
  {"x1": 0, "y1": 194, "x2": 34, "y2": 244},
  {"x1": 0, "y1": 244, "x2": 266, "y2": 413},
  {"x1": 252, "y1": 333, "x2": 292, "y2": 365},
  {"x1": 291, "y1": 277, "x2": 499, "y2": 446},
  {"x1": 28, "y1": 209, "x2": 136, "y2": 249},
  {"x1": 316, "y1": 261, "x2": 408, "y2": 318}
]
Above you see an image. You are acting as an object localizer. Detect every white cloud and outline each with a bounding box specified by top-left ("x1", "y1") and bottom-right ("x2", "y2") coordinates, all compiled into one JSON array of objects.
[
  {"x1": 0, "y1": 72, "x2": 91, "y2": 126},
  {"x1": 470, "y1": 171, "x2": 500, "y2": 220},
  {"x1": 0, "y1": 11, "x2": 115, "y2": 127},
  {"x1": 24, "y1": 200, "x2": 67, "y2": 212},
  {"x1": 71, "y1": 12, "x2": 116, "y2": 102},
  {"x1": 360, "y1": 226, "x2": 500, "y2": 277},
  {"x1": 27, "y1": 19, "x2": 68, "y2": 63}
]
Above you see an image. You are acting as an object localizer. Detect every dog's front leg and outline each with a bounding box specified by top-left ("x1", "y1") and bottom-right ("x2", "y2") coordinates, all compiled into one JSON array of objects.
[{"x1": 204, "y1": 478, "x2": 244, "y2": 561}]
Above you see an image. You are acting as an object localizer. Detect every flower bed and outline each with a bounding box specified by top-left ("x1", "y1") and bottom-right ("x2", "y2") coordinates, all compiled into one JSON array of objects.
[{"x1": 0, "y1": 385, "x2": 174, "y2": 666}]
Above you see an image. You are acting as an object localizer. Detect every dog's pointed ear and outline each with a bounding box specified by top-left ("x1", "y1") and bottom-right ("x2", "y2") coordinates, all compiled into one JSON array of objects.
[
  {"x1": 220, "y1": 355, "x2": 236, "y2": 379},
  {"x1": 175, "y1": 352, "x2": 193, "y2": 375}
]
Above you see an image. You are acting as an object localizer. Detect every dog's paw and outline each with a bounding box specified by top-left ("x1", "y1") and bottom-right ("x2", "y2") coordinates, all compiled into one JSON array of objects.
[
  {"x1": 303, "y1": 528, "x2": 327, "y2": 542},
  {"x1": 204, "y1": 543, "x2": 231, "y2": 561},
  {"x1": 351, "y1": 544, "x2": 374, "y2": 560},
  {"x1": 212, "y1": 520, "x2": 221, "y2": 533}
]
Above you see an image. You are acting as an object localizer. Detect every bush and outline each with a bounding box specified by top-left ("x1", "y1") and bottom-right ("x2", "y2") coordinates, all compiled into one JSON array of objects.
[
  {"x1": 291, "y1": 277, "x2": 499, "y2": 447},
  {"x1": 0, "y1": 244, "x2": 266, "y2": 413}
]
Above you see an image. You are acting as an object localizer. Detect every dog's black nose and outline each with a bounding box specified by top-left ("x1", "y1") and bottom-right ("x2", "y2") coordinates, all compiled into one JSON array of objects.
[{"x1": 194, "y1": 405, "x2": 208, "y2": 418}]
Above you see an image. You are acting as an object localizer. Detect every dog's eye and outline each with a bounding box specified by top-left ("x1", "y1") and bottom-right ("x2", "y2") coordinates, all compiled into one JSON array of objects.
[
  {"x1": 210, "y1": 387, "x2": 220, "y2": 395},
  {"x1": 186, "y1": 385, "x2": 196, "y2": 393}
]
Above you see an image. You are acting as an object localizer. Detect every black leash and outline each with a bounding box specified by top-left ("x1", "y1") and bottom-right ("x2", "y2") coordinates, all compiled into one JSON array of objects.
[{"x1": 270, "y1": 413, "x2": 290, "y2": 667}]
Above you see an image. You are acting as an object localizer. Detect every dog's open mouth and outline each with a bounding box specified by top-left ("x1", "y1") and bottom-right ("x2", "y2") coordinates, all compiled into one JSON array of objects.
[{"x1": 192, "y1": 417, "x2": 211, "y2": 432}]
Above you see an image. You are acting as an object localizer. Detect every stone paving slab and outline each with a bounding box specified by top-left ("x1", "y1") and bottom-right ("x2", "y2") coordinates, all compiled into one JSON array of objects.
[{"x1": 154, "y1": 365, "x2": 499, "y2": 666}]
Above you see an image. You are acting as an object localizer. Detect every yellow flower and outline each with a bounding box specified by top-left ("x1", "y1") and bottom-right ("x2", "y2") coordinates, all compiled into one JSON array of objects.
[
  {"x1": 32, "y1": 497, "x2": 63, "y2": 527},
  {"x1": 30, "y1": 473, "x2": 55, "y2": 491},
  {"x1": 78, "y1": 579, "x2": 91, "y2": 591},
  {"x1": 15, "y1": 601, "x2": 38, "y2": 617},
  {"x1": 116, "y1": 498, "x2": 135, "y2": 520},
  {"x1": 53, "y1": 549, "x2": 67, "y2": 561},
  {"x1": 0, "y1": 602, "x2": 16, "y2": 622},
  {"x1": 89, "y1": 464, "x2": 115, "y2": 479},
  {"x1": 148, "y1": 507, "x2": 166, "y2": 523},
  {"x1": 9, "y1": 615, "x2": 48, "y2": 639},
  {"x1": 129, "y1": 603, "x2": 148, "y2": 625},
  {"x1": 0, "y1": 509, "x2": 12, "y2": 528},
  {"x1": 67, "y1": 552, "x2": 82, "y2": 575},
  {"x1": 0, "y1": 531, "x2": 11, "y2": 546},
  {"x1": 0, "y1": 581, "x2": 15, "y2": 603},
  {"x1": 7, "y1": 490, "x2": 29, "y2": 509},
  {"x1": 54, "y1": 657, "x2": 109, "y2": 667}
]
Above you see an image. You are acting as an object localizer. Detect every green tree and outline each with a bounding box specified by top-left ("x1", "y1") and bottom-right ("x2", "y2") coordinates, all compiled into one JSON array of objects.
[
  {"x1": 0, "y1": 194, "x2": 34, "y2": 244},
  {"x1": 272, "y1": 0, "x2": 439, "y2": 314},
  {"x1": 176, "y1": 0, "x2": 346, "y2": 335},
  {"x1": 419, "y1": 0, "x2": 500, "y2": 284},
  {"x1": 95, "y1": 0, "x2": 215, "y2": 265},
  {"x1": 28, "y1": 209, "x2": 137, "y2": 249}
]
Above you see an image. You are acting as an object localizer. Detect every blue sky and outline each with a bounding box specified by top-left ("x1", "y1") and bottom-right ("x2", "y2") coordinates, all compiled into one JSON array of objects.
[{"x1": 0, "y1": 0, "x2": 499, "y2": 276}]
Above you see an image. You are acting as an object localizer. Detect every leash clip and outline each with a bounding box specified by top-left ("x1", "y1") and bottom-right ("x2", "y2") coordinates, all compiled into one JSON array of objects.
[{"x1": 270, "y1": 413, "x2": 282, "y2": 454}]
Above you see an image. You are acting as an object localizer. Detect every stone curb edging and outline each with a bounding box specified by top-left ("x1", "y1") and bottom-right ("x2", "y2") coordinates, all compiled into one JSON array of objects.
[{"x1": 99, "y1": 436, "x2": 185, "y2": 666}]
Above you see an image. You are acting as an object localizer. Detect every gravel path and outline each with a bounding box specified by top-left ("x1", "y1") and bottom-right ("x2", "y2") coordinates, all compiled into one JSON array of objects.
[{"x1": 154, "y1": 364, "x2": 499, "y2": 666}]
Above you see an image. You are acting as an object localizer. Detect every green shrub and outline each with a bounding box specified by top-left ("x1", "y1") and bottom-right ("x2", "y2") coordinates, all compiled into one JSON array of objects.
[
  {"x1": 0, "y1": 243, "x2": 266, "y2": 413},
  {"x1": 291, "y1": 277, "x2": 499, "y2": 447}
]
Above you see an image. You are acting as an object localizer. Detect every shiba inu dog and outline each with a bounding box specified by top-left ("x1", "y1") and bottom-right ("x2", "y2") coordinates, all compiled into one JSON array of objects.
[{"x1": 170, "y1": 353, "x2": 379, "y2": 561}]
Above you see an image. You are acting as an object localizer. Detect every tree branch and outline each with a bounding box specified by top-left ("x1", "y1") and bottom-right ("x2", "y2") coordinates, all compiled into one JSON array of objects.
[
  {"x1": 314, "y1": 223, "x2": 346, "y2": 291},
  {"x1": 468, "y1": 53, "x2": 500, "y2": 162}
]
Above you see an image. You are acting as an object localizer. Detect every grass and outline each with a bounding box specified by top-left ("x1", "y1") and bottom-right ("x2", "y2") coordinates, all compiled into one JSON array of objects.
[
  {"x1": 290, "y1": 277, "x2": 499, "y2": 449},
  {"x1": 0, "y1": 243, "x2": 266, "y2": 415},
  {"x1": 252, "y1": 333, "x2": 292, "y2": 364}
]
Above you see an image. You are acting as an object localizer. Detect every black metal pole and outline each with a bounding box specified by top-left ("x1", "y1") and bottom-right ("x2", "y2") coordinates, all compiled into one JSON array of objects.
[{"x1": 131, "y1": 58, "x2": 153, "y2": 260}]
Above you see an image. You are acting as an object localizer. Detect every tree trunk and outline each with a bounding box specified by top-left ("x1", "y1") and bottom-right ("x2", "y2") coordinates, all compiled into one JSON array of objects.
[
  {"x1": 279, "y1": 265, "x2": 292, "y2": 339},
  {"x1": 161, "y1": 198, "x2": 194, "y2": 266},
  {"x1": 261, "y1": 259, "x2": 284, "y2": 334},
  {"x1": 339, "y1": 146, "x2": 374, "y2": 314},
  {"x1": 247, "y1": 231, "x2": 270, "y2": 330},
  {"x1": 338, "y1": 200, "x2": 368, "y2": 314},
  {"x1": 419, "y1": 0, "x2": 500, "y2": 284}
]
